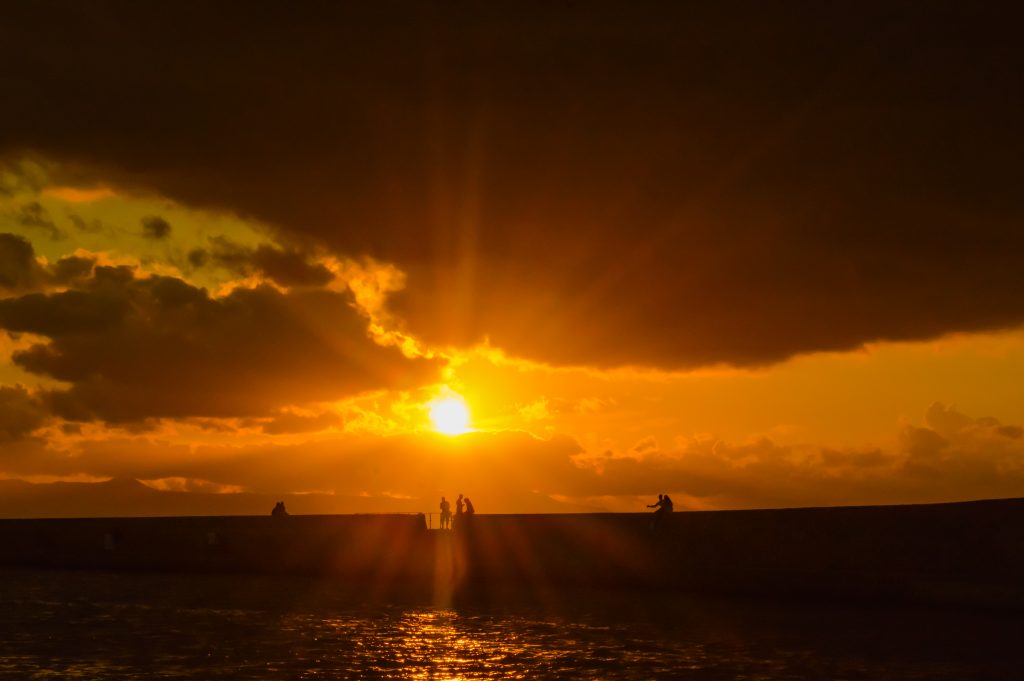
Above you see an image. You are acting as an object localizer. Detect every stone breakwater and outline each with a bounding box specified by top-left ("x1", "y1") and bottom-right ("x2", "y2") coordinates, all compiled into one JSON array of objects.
[{"x1": 1, "y1": 499, "x2": 1022, "y2": 609}]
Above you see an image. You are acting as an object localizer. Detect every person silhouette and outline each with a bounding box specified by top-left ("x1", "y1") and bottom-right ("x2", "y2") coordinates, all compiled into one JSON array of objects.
[
  {"x1": 464, "y1": 497, "x2": 475, "y2": 515},
  {"x1": 454, "y1": 494, "x2": 464, "y2": 529},
  {"x1": 647, "y1": 494, "x2": 666, "y2": 530},
  {"x1": 439, "y1": 496, "x2": 452, "y2": 529},
  {"x1": 271, "y1": 501, "x2": 289, "y2": 518}
]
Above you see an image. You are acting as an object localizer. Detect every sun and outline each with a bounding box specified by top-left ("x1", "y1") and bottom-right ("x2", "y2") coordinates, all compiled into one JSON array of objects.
[{"x1": 428, "y1": 396, "x2": 472, "y2": 435}]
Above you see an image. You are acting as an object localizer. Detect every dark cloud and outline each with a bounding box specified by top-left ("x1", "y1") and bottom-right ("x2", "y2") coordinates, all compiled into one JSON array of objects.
[
  {"x1": 0, "y1": 161, "x2": 42, "y2": 198},
  {"x1": 140, "y1": 215, "x2": 171, "y2": 239},
  {"x1": 205, "y1": 237, "x2": 333, "y2": 288},
  {"x1": 997, "y1": 425, "x2": 1023, "y2": 440},
  {"x1": 0, "y1": 385, "x2": 48, "y2": 441},
  {"x1": 0, "y1": 233, "x2": 96, "y2": 292},
  {"x1": 0, "y1": 264, "x2": 441, "y2": 422},
  {"x1": 14, "y1": 202, "x2": 63, "y2": 240},
  {"x1": 2, "y1": 4, "x2": 1024, "y2": 367},
  {"x1": 260, "y1": 410, "x2": 342, "y2": 435},
  {"x1": 0, "y1": 282, "x2": 130, "y2": 338},
  {"x1": 248, "y1": 245, "x2": 333, "y2": 287},
  {"x1": 0, "y1": 233, "x2": 47, "y2": 291},
  {"x1": 68, "y1": 213, "x2": 105, "y2": 234},
  {"x1": 49, "y1": 254, "x2": 97, "y2": 286},
  {"x1": 186, "y1": 248, "x2": 208, "y2": 268},
  {"x1": 186, "y1": 418, "x2": 239, "y2": 434}
]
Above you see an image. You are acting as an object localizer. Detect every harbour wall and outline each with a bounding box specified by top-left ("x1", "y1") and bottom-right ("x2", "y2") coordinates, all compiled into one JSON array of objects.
[
  {"x1": 454, "y1": 500, "x2": 1024, "y2": 608},
  {"x1": 1, "y1": 499, "x2": 1022, "y2": 608},
  {"x1": 0, "y1": 514, "x2": 429, "y2": 580}
]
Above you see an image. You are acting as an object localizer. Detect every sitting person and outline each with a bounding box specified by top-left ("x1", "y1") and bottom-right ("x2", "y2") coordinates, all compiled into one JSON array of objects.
[{"x1": 271, "y1": 501, "x2": 289, "y2": 517}]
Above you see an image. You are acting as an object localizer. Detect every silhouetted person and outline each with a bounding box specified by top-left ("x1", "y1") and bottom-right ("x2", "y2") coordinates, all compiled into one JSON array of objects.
[
  {"x1": 439, "y1": 496, "x2": 452, "y2": 529},
  {"x1": 662, "y1": 494, "x2": 674, "y2": 514},
  {"x1": 647, "y1": 494, "x2": 667, "y2": 531},
  {"x1": 454, "y1": 494, "x2": 464, "y2": 529},
  {"x1": 271, "y1": 501, "x2": 289, "y2": 518},
  {"x1": 459, "y1": 497, "x2": 475, "y2": 530}
]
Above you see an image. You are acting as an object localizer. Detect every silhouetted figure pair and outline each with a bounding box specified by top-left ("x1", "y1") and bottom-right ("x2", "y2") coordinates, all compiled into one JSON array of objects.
[
  {"x1": 647, "y1": 493, "x2": 673, "y2": 531},
  {"x1": 271, "y1": 501, "x2": 289, "y2": 518},
  {"x1": 453, "y1": 494, "x2": 475, "y2": 529},
  {"x1": 439, "y1": 496, "x2": 452, "y2": 529}
]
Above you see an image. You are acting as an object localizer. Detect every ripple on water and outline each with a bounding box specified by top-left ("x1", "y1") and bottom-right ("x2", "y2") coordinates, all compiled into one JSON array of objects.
[{"x1": 0, "y1": 569, "x2": 1020, "y2": 679}]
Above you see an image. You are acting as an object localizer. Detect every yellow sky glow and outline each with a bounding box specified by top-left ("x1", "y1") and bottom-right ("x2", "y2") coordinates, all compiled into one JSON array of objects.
[{"x1": 2, "y1": 178, "x2": 1024, "y2": 513}]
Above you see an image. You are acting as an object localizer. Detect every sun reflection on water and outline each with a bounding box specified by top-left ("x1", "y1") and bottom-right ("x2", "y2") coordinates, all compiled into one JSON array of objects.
[
  {"x1": 394, "y1": 610, "x2": 512, "y2": 680},
  {"x1": 0, "y1": 570, "x2": 1017, "y2": 680}
]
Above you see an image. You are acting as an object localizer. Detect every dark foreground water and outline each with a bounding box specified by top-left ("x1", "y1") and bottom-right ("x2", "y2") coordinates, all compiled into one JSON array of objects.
[{"x1": 0, "y1": 569, "x2": 1019, "y2": 679}]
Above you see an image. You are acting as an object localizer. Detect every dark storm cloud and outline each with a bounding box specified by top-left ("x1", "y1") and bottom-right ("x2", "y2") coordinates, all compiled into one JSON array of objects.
[
  {"x1": 203, "y1": 238, "x2": 334, "y2": 288},
  {"x1": 259, "y1": 410, "x2": 342, "y2": 435},
  {"x1": 14, "y1": 202, "x2": 63, "y2": 240},
  {"x1": 186, "y1": 248, "x2": 208, "y2": 268},
  {"x1": 2, "y1": 3, "x2": 1024, "y2": 368},
  {"x1": 49, "y1": 254, "x2": 97, "y2": 286},
  {"x1": 140, "y1": 215, "x2": 171, "y2": 239},
  {"x1": 0, "y1": 264, "x2": 441, "y2": 422},
  {"x1": 0, "y1": 233, "x2": 46, "y2": 291},
  {"x1": 0, "y1": 232, "x2": 94, "y2": 292},
  {"x1": 68, "y1": 213, "x2": 105, "y2": 234},
  {"x1": 0, "y1": 385, "x2": 48, "y2": 441}
]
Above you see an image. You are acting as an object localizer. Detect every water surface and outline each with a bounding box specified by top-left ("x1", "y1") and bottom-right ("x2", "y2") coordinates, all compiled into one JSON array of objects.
[{"x1": 0, "y1": 569, "x2": 1017, "y2": 679}]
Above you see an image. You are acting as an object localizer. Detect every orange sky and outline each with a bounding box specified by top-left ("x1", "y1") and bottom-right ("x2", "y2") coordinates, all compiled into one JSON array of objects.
[{"x1": 1, "y1": 5, "x2": 1023, "y2": 515}]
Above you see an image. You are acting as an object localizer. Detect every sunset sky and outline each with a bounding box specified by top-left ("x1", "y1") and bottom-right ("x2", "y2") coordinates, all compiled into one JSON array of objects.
[{"x1": 1, "y1": 3, "x2": 1022, "y2": 515}]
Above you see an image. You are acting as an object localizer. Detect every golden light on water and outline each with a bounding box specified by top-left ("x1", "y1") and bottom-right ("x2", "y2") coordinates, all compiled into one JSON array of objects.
[{"x1": 428, "y1": 396, "x2": 472, "y2": 435}]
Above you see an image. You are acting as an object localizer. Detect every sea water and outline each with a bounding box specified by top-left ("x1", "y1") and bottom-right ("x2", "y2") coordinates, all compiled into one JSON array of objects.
[{"x1": 0, "y1": 568, "x2": 1017, "y2": 679}]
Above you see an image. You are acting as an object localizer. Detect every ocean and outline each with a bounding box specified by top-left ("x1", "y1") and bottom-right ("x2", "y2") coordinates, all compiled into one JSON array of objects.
[{"x1": 0, "y1": 568, "x2": 1018, "y2": 679}]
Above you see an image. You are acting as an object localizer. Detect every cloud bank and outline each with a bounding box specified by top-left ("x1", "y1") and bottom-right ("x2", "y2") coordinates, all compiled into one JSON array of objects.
[
  {"x1": 1, "y1": 4, "x2": 1022, "y2": 368},
  {"x1": 0, "y1": 238, "x2": 441, "y2": 422},
  {"x1": 1, "y1": 404, "x2": 1020, "y2": 514}
]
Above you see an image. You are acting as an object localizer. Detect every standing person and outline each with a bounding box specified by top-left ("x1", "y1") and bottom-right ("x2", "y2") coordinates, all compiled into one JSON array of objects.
[
  {"x1": 439, "y1": 496, "x2": 452, "y2": 529},
  {"x1": 647, "y1": 494, "x2": 666, "y2": 531},
  {"x1": 454, "y1": 494, "x2": 464, "y2": 529}
]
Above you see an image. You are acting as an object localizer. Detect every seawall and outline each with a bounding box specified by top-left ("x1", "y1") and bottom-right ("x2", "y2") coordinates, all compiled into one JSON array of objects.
[
  {"x1": 2, "y1": 499, "x2": 1022, "y2": 609},
  {"x1": 0, "y1": 514, "x2": 430, "y2": 581}
]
